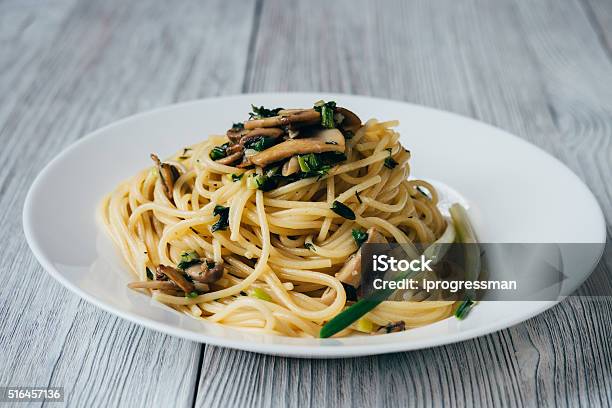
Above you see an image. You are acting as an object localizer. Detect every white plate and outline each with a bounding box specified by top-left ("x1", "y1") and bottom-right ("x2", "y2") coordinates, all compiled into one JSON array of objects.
[{"x1": 23, "y1": 93, "x2": 606, "y2": 358}]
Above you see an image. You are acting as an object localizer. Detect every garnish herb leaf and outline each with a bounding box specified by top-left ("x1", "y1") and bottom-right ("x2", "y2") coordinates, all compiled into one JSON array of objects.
[
  {"x1": 331, "y1": 201, "x2": 356, "y2": 220},
  {"x1": 304, "y1": 242, "x2": 315, "y2": 251},
  {"x1": 297, "y1": 152, "x2": 346, "y2": 178},
  {"x1": 231, "y1": 173, "x2": 243, "y2": 182},
  {"x1": 187, "y1": 291, "x2": 199, "y2": 298},
  {"x1": 250, "y1": 288, "x2": 272, "y2": 302},
  {"x1": 314, "y1": 100, "x2": 337, "y2": 128},
  {"x1": 146, "y1": 267, "x2": 154, "y2": 280},
  {"x1": 384, "y1": 148, "x2": 398, "y2": 169},
  {"x1": 211, "y1": 205, "x2": 230, "y2": 232},
  {"x1": 455, "y1": 298, "x2": 475, "y2": 319},
  {"x1": 232, "y1": 122, "x2": 244, "y2": 130},
  {"x1": 351, "y1": 229, "x2": 368, "y2": 247},
  {"x1": 249, "y1": 105, "x2": 283, "y2": 119},
  {"x1": 243, "y1": 136, "x2": 276, "y2": 152},
  {"x1": 177, "y1": 251, "x2": 201, "y2": 270},
  {"x1": 210, "y1": 143, "x2": 229, "y2": 161}
]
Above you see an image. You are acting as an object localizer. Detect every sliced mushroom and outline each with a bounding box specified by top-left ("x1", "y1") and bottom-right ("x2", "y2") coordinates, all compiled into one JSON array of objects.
[
  {"x1": 128, "y1": 281, "x2": 179, "y2": 291},
  {"x1": 216, "y1": 150, "x2": 243, "y2": 166},
  {"x1": 151, "y1": 154, "x2": 180, "y2": 201},
  {"x1": 336, "y1": 107, "x2": 362, "y2": 132},
  {"x1": 335, "y1": 227, "x2": 388, "y2": 288},
  {"x1": 226, "y1": 128, "x2": 249, "y2": 144},
  {"x1": 184, "y1": 259, "x2": 225, "y2": 283},
  {"x1": 156, "y1": 265, "x2": 195, "y2": 293},
  {"x1": 250, "y1": 129, "x2": 345, "y2": 167},
  {"x1": 128, "y1": 280, "x2": 210, "y2": 293},
  {"x1": 378, "y1": 320, "x2": 406, "y2": 334},
  {"x1": 244, "y1": 109, "x2": 320, "y2": 130},
  {"x1": 281, "y1": 156, "x2": 300, "y2": 176},
  {"x1": 239, "y1": 127, "x2": 284, "y2": 147}
]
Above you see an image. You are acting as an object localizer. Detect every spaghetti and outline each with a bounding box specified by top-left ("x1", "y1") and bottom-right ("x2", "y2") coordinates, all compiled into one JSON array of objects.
[{"x1": 99, "y1": 102, "x2": 463, "y2": 338}]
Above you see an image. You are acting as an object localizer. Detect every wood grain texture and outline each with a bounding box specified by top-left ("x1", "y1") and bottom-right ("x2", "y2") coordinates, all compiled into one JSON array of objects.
[
  {"x1": 0, "y1": 0, "x2": 255, "y2": 407},
  {"x1": 0, "y1": 0, "x2": 610, "y2": 407}
]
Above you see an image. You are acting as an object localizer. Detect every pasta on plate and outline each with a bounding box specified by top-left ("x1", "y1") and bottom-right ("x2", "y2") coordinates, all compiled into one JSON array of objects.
[{"x1": 100, "y1": 101, "x2": 476, "y2": 338}]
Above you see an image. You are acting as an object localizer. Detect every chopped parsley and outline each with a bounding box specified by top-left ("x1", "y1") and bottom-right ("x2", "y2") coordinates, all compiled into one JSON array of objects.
[
  {"x1": 210, "y1": 143, "x2": 229, "y2": 161},
  {"x1": 331, "y1": 201, "x2": 356, "y2": 220},
  {"x1": 232, "y1": 122, "x2": 245, "y2": 130},
  {"x1": 231, "y1": 173, "x2": 243, "y2": 182},
  {"x1": 146, "y1": 267, "x2": 154, "y2": 280},
  {"x1": 249, "y1": 105, "x2": 283, "y2": 119},
  {"x1": 351, "y1": 229, "x2": 368, "y2": 247},
  {"x1": 314, "y1": 100, "x2": 337, "y2": 128},
  {"x1": 297, "y1": 152, "x2": 346, "y2": 178},
  {"x1": 304, "y1": 242, "x2": 315, "y2": 251},
  {"x1": 187, "y1": 291, "x2": 199, "y2": 299},
  {"x1": 384, "y1": 148, "x2": 398, "y2": 169},
  {"x1": 211, "y1": 205, "x2": 230, "y2": 232},
  {"x1": 243, "y1": 136, "x2": 277, "y2": 152},
  {"x1": 177, "y1": 251, "x2": 201, "y2": 270}
]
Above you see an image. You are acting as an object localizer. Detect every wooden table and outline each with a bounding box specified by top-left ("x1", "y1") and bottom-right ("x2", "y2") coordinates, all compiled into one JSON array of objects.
[{"x1": 1, "y1": 0, "x2": 611, "y2": 406}]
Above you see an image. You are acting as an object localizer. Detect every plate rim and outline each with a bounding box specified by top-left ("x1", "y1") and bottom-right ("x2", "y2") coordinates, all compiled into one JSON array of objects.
[{"x1": 22, "y1": 92, "x2": 606, "y2": 358}]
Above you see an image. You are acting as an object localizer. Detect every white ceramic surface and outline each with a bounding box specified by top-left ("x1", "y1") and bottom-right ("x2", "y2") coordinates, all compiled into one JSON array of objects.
[{"x1": 23, "y1": 93, "x2": 606, "y2": 358}]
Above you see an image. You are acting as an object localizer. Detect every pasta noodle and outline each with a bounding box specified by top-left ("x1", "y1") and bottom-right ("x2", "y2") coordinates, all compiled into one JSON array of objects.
[{"x1": 99, "y1": 102, "x2": 461, "y2": 338}]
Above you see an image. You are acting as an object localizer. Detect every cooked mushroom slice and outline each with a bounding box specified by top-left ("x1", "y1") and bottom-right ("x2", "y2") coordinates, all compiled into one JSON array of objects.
[
  {"x1": 239, "y1": 127, "x2": 284, "y2": 147},
  {"x1": 226, "y1": 127, "x2": 249, "y2": 144},
  {"x1": 282, "y1": 156, "x2": 300, "y2": 176},
  {"x1": 250, "y1": 129, "x2": 345, "y2": 168},
  {"x1": 336, "y1": 107, "x2": 362, "y2": 132},
  {"x1": 216, "y1": 150, "x2": 243, "y2": 166},
  {"x1": 184, "y1": 259, "x2": 225, "y2": 283},
  {"x1": 378, "y1": 320, "x2": 406, "y2": 334},
  {"x1": 156, "y1": 265, "x2": 195, "y2": 293},
  {"x1": 244, "y1": 109, "x2": 320, "y2": 130},
  {"x1": 128, "y1": 281, "x2": 178, "y2": 291},
  {"x1": 335, "y1": 227, "x2": 388, "y2": 288},
  {"x1": 151, "y1": 154, "x2": 180, "y2": 201},
  {"x1": 128, "y1": 280, "x2": 210, "y2": 294}
]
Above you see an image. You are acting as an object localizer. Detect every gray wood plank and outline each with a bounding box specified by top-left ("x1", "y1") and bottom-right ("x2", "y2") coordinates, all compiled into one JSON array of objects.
[
  {"x1": 0, "y1": 0, "x2": 255, "y2": 407},
  {"x1": 196, "y1": 0, "x2": 612, "y2": 406}
]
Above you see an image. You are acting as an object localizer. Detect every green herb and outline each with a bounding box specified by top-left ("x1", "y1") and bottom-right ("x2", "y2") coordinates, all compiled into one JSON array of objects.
[
  {"x1": 351, "y1": 229, "x2": 368, "y2": 247},
  {"x1": 249, "y1": 105, "x2": 283, "y2": 119},
  {"x1": 304, "y1": 242, "x2": 315, "y2": 251},
  {"x1": 177, "y1": 251, "x2": 201, "y2": 270},
  {"x1": 243, "y1": 136, "x2": 277, "y2": 151},
  {"x1": 314, "y1": 100, "x2": 337, "y2": 128},
  {"x1": 384, "y1": 148, "x2": 398, "y2": 169},
  {"x1": 297, "y1": 152, "x2": 346, "y2": 178},
  {"x1": 211, "y1": 205, "x2": 230, "y2": 232},
  {"x1": 146, "y1": 267, "x2": 154, "y2": 280},
  {"x1": 250, "y1": 287, "x2": 272, "y2": 302},
  {"x1": 331, "y1": 201, "x2": 356, "y2": 220},
  {"x1": 210, "y1": 143, "x2": 229, "y2": 161},
  {"x1": 187, "y1": 291, "x2": 199, "y2": 299},
  {"x1": 455, "y1": 298, "x2": 474, "y2": 319},
  {"x1": 232, "y1": 122, "x2": 244, "y2": 130},
  {"x1": 231, "y1": 173, "x2": 243, "y2": 182}
]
